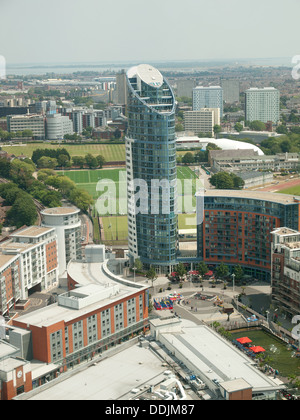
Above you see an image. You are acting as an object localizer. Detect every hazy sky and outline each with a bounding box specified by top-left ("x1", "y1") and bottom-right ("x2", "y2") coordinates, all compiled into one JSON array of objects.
[{"x1": 1, "y1": 0, "x2": 300, "y2": 65}]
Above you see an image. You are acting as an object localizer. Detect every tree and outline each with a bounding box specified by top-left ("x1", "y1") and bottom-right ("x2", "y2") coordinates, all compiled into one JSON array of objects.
[
  {"x1": 216, "y1": 263, "x2": 229, "y2": 280},
  {"x1": 197, "y1": 261, "x2": 208, "y2": 277},
  {"x1": 213, "y1": 124, "x2": 222, "y2": 135},
  {"x1": 21, "y1": 129, "x2": 33, "y2": 138},
  {"x1": 37, "y1": 156, "x2": 58, "y2": 169},
  {"x1": 249, "y1": 120, "x2": 266, "y2": 131},
  {"x1": 234, "y1": 122, "x2": 243, "y2": 132},
  {"x1": 176, "y1": 262, "x2": 186, "y2": 282},
  {"x1": 146, "y1": 266, "x2": 157, "y2": 288},
  {"x1": 175, "y1": 123, "x2": 184, "y2": 132},
  {"x1": 210, "y1": 172, "x2": 234, "y2": 189},
  {"x1": 72, "y1": 156, "x2": 85, "y2": 168},
  {"x1": 85, "y1": 153, "x2": 98, "y2": 169},
  {"x1": 210, "y1": 172, "x2": 244, "y2": 190},
  {"x1": 96, "y1": 155, "x2": 106, "y2": 169},
  {"x1": 276, "y1": 125, "x2": 288, "y2": 135},
  {"x1": 69, "y1": 188, "x2": 93, "y2": 212},
  {"x1": 134, "y1": 258, "x2": 143, "y2": 272},
  {"x1": 234, "y1": 265, "x2": 244, "y2": 281},
  {"x1": 182, "y1": 152, "x2": 194, "y2": 165},
  {"x1": 7, "y1": 195, "x2": 37, "y2": 228},
  {"x1": 57, "y1": 154, "x2": 70, "y2": 168}
]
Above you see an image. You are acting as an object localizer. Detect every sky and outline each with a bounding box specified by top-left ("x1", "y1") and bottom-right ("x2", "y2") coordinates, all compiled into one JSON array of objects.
[{"x1": 0, "y1": 0, "x2": 300, "y2": 65}]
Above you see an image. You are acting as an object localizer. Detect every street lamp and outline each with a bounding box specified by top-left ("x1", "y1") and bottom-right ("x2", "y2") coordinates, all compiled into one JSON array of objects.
[{"x1": 232, "y1": 273, "x2": 235, "y2": 293}]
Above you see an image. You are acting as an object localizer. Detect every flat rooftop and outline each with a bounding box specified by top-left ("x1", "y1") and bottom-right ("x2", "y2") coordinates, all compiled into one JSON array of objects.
[
  {"x1": 11, "y1": 226, "x2": 54, "y2": 238},
  {"x1": 14, "y1": 260, "x2": 147, "y2": 328},
  {"x1": 41, "y1": 207, "x2": 79, "y2": 216},
  {"x1": 272, "y1": 227, "x2": 299, "y2": 236},
  {"x1": 159, "y1": 325, "x2": 283, "y2": 392},
  {"x1": 26, "y1": 344, "x2": 168, "y2": 400},
  {"x1": 0, "y1": 252, "x2": 18, "y2": 269},
  {"x1": 197, "y1": 189, "x2": 300, "y2": 205}
]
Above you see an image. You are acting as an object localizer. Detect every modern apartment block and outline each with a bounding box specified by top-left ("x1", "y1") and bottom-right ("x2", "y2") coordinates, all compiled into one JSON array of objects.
[
  {"x1": 41, "y1": 207, "x2": 82, "y2": 276},
  {"x1": 125, "y1": 64, "x2": 178, "y2": 273},
  {"x1": 196, "y1": 190, "x2": 300, "y2": 281},
  {"x1": 271, "y1": 227, "x2": 300, "y2": 317},
  {"x1": 245, "y1": 87, "x2": 280, "y2": 124},
  {"x1": 6, "y1": 114, "x2": 45, "y2": 139},
  {"x1": 0, "y1": 253, "x2": 20, "y2": 316},
  {"x1": 0, "y1": 226, "x2": 59, "y2": 315},
  {"x1": 45, "y1": 113, "x2": 73, "y2": 140},
  {"x1": 221, "y1": 79, "x2": 240, "y2": 103},
  {"x1": 184, "y1": 108, "x2": 220, "y2": 135},
  {"x1": 193, "y1": 86, "x2": 223, "y2": 117}
]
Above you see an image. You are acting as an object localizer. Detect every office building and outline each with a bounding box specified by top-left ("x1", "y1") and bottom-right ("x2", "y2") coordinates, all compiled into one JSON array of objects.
[
  {"x1": 6, "y1": 114, "x2": 45, "y2": 140},
  {"x1": 245, "y1": 87, "x2": 280, "y2": 124},
  {"x1": 221, "y1": 79, "x2": 240, "y2": 103},
  {"x1": 196, "y1": 190, "x2": 300, "y2": 281},
  {"x1": 41, "y1": 207, "x2": 82, "y2": 276},
  {"x1": 193, "y1": 86, "x2": 223, "y2": 117},
  {"x1": 271, "y1": 227, "x2": 300, "y2": 317},
  {"x1": 125, "y1": 64, "x2": 178, "y2": 273},
  {"x1": 46, "y1": 113, "x2": 73, "y2": 140},
  {"x1": 184, "y1": 108, "x2": 220, "y2": 136}
]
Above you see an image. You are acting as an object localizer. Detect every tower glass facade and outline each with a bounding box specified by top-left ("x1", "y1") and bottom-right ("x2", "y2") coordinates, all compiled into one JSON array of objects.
[{"x1": 126, "y1": 64, "x2": 178, "y2": 272}]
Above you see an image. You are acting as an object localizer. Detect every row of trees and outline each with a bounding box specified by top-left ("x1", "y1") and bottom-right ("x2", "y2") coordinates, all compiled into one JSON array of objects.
[
  {"x1": 31, "y1": 148, "x2": 106, "y2": 170},
  {"x1": 0, "y1": 182, "x2": 37, "y2": 228},
  {"x1": 133, "y1": 259, "x2": 245, "y2": 287},
  {"x1": 210, "y1": 172, "x2": 245, "y2": 190},
  {"x1": 0, "y1": 156, "x2": 94, "y2": 231},
  {"x1": 0, "y1": 128, "x2": 34, "y2": 140}
]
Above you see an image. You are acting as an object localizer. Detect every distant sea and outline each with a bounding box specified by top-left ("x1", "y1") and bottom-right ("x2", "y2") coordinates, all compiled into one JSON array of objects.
[{"x1": 5, "y1": 57, "x2": 293, "y2": 77}]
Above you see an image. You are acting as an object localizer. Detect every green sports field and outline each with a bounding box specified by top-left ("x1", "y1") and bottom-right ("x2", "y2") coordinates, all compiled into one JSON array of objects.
[
  {"x1": 61, "y1": 166, "x2": 200, "y2": 243},
  {"x1": 276, "y1": 185, "x2": 300, "y2": 196},
  {"x1": 2, "y1": 142, "x2": 126, "y2": 162}
]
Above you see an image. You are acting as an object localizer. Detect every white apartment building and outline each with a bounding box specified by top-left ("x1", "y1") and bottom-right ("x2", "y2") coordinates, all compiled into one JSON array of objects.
[
  {"x1": 41, "y1": 207, "x2": 82, "y2": 276},
  {"x1": 184, "y1": 108, "x2": 220, "y2": 135},
  {"x1": 0, "y1": 226, "x2": 59, "y2": 301},
  {"x1": 245, "y1": 87, "x2": 280, "y2": 124},
  {"x1": 46, "y1": 113, "x2": 73, "y2": 140},
  {"x1": 192, "y1": 86, "x2": 223, "y2": 117},
  {"x1": 6, "y1": 114, "x2": 45, "y2": 139}
]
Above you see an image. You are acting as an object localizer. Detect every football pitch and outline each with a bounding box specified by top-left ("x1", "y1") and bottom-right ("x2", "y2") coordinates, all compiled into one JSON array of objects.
[
  {"x1": 2, "y1": 143, "x2": 126, "y2": 162},
  {"x1": 61, "y1": 166, "x2": 200, "y2": 203},
  {"x1": 63, "y1": 166, "x2": 200, "y2": 243}
]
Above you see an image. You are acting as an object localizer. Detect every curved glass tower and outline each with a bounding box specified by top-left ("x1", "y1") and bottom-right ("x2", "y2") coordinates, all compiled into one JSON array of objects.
[{"x1": 126, "y1": 64, "x2": 178, "y2": 273}]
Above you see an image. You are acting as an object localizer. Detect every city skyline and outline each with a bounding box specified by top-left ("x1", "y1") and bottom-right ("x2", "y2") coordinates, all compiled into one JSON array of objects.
[{"x1": 1, "y1": 0, "x2": 300, "y2": 66}]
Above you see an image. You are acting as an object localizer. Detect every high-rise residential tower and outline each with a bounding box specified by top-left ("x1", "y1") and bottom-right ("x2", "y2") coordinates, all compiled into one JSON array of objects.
[
  {"x1": 193, "y1": 86, "x2": 223, "y2": 117},
  {"x1": 245, "y1": 87, "x2": 280, "y2": 124},
  {"x1": 125, "y1": 64, "x2": 178, "y2": 273}
]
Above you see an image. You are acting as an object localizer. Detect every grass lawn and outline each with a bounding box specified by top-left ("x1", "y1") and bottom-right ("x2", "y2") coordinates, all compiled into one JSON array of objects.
[
  {"x1": 62, "y1": 167, "x2": 199, "y2": 242},
  {"x1": 98, "y1": 213, "x2": 196, "y2": 244},
  {"x1": 276, "y1": 185, "x2": 300, "y2": 196},
  {"x1": 231, "y1": 329, "x2": 300, "y2": 379},
  {"x1": 100, "y1": 215, "x2": 128, "y2": 241},
  {"x1": 2, "y1": 142, "x2": 126, "y2": 162}
]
